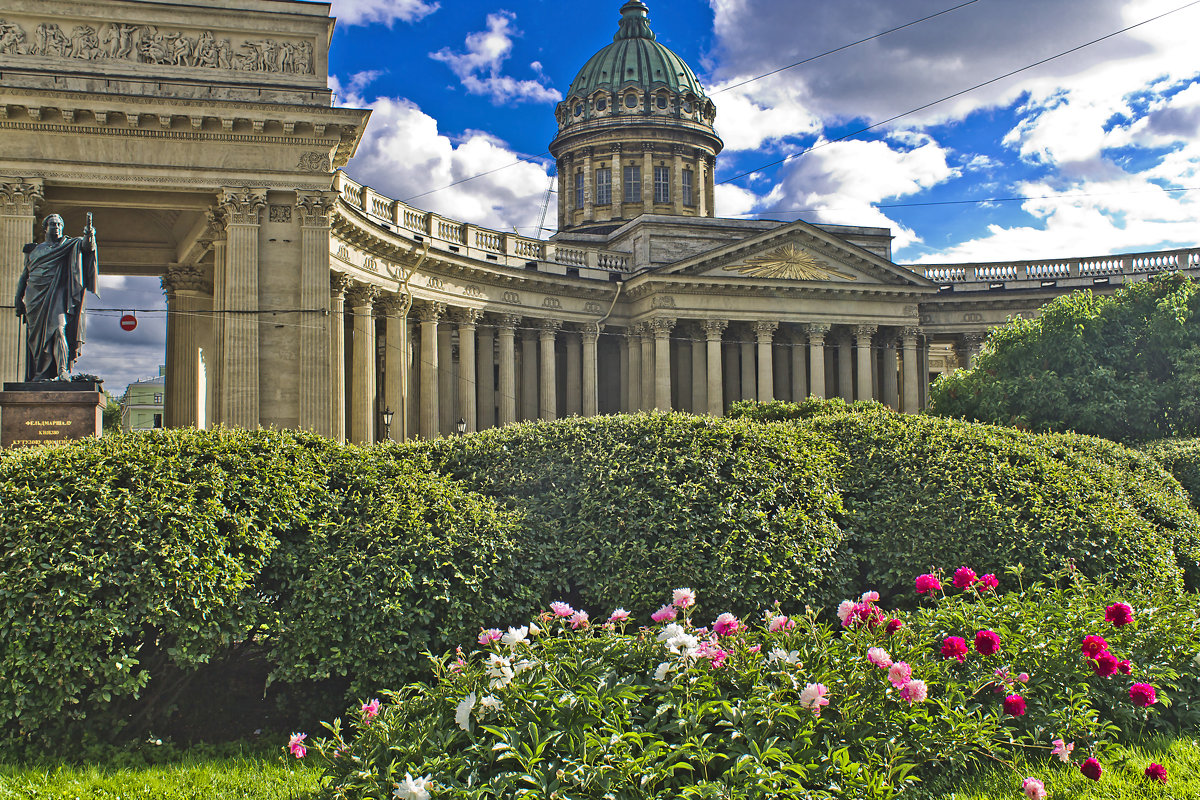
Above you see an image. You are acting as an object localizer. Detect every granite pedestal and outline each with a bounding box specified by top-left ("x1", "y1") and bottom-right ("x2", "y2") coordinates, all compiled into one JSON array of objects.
[{"x1": 0, "y1": 381, "x2": 105, "y2": 448}]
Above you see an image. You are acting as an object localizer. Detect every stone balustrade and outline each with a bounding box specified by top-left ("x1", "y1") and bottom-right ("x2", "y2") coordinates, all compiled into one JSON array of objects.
[{"x1": 916, "y1": 247, "x2": 1200, "y2": 291}]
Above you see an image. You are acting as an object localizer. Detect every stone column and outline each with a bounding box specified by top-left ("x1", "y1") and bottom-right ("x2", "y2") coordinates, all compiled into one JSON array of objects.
[
  {"x1": 329, "y1": 273, "x2": 350, "y2": 441},
  {"x1": 791, "y1": 330, "x2": 808, "y2": 401},
  {"x1": 0, "y1": 180, "x2": 41, "y2": 383},
  {"x1": 650, "y1": 318, "x2": 675, "y2": 411},
  {"x1": 962, "y1": 332, "x2": 987, "y2": 368},
  {"x1": 296, "y1": 191, "x2": 338, "y2": 436},
  {"x1": 837, "y1": 331, "x2": 854, "y2": 401},
  {"x1": 565, "y1": 328, "x2": 582, "y2": 416},
  {"x1": 882, "y1": 334, "x2": 900, "y2": 409},
  {"x1": 163, "y1": 265, "x2": 210, "y2": 428},
  {"x1": 451, "y1": 308, "x2": 482, "y2": 432},
  {"x1": 640, "y1": 323, "x2": 655, "y2": 410},
  {"x1": 690, "y1": 326, "x2": 706, "y2": 414},
  {"x1": 626, "y1": 327, "x2": 642, "y2": 411},
  {"x1": 347, "y1": 283, "x2": 380, "y2": 444},
  {"x1": 496, "y1": 314, "x2": 519, "y2": 426},
  {"x1": 671, "y1": 145, "x2": 685, "y2": 214},
  {"x1": 704, "y1": 319, "x2": 727, "y2": 415},
  {"x1": 416, "y1": 302, "x2": 444, "y2": 439},
  {"x1": 808, "y1": 324, "x2": 830, "y2": 400},
  {"x1": 739, "y1": 331, "x2": 756, "y2": 402},
  {"x1": 437, "y1": 318, "x2": 454, "y2": 434},
  {"x1": 581, "y1": 322, "x2": 601, "y2": 417},
  {"x1": 520, "y1": 325, "x2": 538, "y2": 421},
  {"x1": 611, "y1": 143, "x2": 624, "y2": 221},
  {"x1": 406, "y1": 319, "x2": 418, "y2": 438},
  {"x1": 855, "y1": 324, "x2": 877, "y2": 402},
  {"x1": 379, "y1": 294, "x2": 409, "y2": 441},
  {"x1": 641, "y1": 143, "x2": 655, "y2": 207},
  {"x1": 538, "y1": 319, "x2": 561, "y2": 420},
  {"x1": 582, "y1": 147, "x2": 595, "y2": 220},
  {"x1": 723, "y1": 340, "x2": 739, "y2": 405},
  {"x1": 477, "y1": 319, "x2": 496, "y2": 430},
  {"x1": 754, "y1": 321, "x2": 778, "y2": 402},
  {"x1": 218, "y1": 188, "x2": 266, "y2": 429},
  {"x1": 901, "y1": 326, "x2": 921, "y2": 414},
  {"x1": 677, "y1": 331, "x2": 693, "y2": 411}
]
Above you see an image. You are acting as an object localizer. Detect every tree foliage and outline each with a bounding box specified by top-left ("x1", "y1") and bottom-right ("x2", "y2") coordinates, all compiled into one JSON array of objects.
[{"x1": 929, "y1": 273, "x2": 1200, "y2": 443}]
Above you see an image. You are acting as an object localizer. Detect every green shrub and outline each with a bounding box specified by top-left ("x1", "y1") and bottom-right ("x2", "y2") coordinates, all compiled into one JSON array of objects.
[
  {"x1": 729, "y1": 400, "x2": 1200, "y2": 596},
  {"x1": 410, "y1": 413, "x2": 852, "y2": 618},
  {"x1": 0, "y1": 428, "x2": 531, "y2": 754},
  {"x1": 308, "y1": 571, "x2": 1200, "y2": 799},
  {"x1": 927, "y1": 273, "x2": 1200, "y2": 443},
  {"x1": 1142, "y1": 437, "x2": 1200, "y2": 511}
]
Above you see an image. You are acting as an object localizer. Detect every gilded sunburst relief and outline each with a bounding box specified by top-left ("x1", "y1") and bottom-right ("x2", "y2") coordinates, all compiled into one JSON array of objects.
[{"x1": 724, "y1": 244, "x2": 858, "y2": 281}]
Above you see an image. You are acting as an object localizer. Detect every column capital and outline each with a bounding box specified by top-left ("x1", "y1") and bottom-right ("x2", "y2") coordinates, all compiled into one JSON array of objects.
[
  {"x1": 901, "y1": 326, "x2": 923, "y2": 342},
  {"x1": 295, "y1": 190, "x2": 340, "y2": 227},
  {"x1": 162, "y1": 264, "x2": 211, "y2": 296},
  {"x1": 630, "y1": 321, "x2": 650, "y2": 337},
  {"x1": 537, "y1": 318, "x2": 563, "y2": 337},
  {"x1": 703, "y1": 318, "x2": 729, "y2": 339},
  {"x1": 450, "y1": 307, "x2": 485, "y2": 326},
  {"x1": 330, "y1": 272, "x2": 352, "y2": 297},
  {"x1": 807, "y1": 323, "x2": 832, "y2": 343},
  {"x1": 495, "y1": 313, "x2": 521, "y2": 331},
  {"x1": 414, "y1": 300, "x2": 446, "y2": 323},
  {"x1": 375, "y1": 292, "x2": 409, "y2": 316},
  {"x1": 854, "y1": 324, "x2": 878, "y2": 341},
  {"x1": 580, "y1": 321, "x2": 603, "y2": 339},
  {"x1": 649, "y1": 317, "x2": 676, "y2": 337},
  {"x1": 345, "y1": 283, "x2": 380, "y2": 308},
  {"x1": 219, "y1": 187, "x2": 267, "y2": 226},
  {"x1": 0, "y1": 179, "x2": 43, "y2": 215},
  {"x1": 962, "y1": 331, "x2": 988, "y2": 347},
  {"x1": 753, "y1": 320, "x2": 779, "y2": 338}
]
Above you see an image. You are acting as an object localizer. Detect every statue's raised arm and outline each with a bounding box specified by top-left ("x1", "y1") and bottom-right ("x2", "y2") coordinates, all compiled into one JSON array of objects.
[{"x1": 13, "y1": 214, "x2": 101, "y2": 382}]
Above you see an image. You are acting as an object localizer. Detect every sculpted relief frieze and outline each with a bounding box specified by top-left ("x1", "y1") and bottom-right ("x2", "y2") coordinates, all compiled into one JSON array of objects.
[{"x1": 0, "y1": 17, "x2": 313, "y2": 75}]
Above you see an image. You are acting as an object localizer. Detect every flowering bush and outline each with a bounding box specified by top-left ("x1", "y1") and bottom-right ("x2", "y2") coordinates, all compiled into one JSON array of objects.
[{"x1": 306, "y1": 569, "x2": 1200, "y2": 798}]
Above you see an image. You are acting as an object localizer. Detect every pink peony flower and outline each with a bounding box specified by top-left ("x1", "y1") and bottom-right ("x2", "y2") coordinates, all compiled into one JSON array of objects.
[
  {"x1": 651, "y1": 604, "x2": 677, "y2": 623},
  {"x1": 748, "y1": 644, "x2": 761, "y2": 653},
  {"x1": 1018, "y1": 672, "x2": 1030, "y2": 683},
  {"x1": 550, "y1": 601, "x2": 574, "y2": 618},
  {"x1": 915, "y1": 573, "x2": 941, "y2": 595},
  {"x1": 888, "y1": 662, "x2": 912, "y2": 689},
  {"x1": 478, "y1": 628, "x2": 503, "y2": 646},
  {"x1": 885, "y1": 617, "x2": 904, "y2": 635},
  {"x1": 1145, "y1": 763, "x2": 1168, "y2": 783},
  {"x1": 608, "y1": 608, "x2": 631, "y2": 624},
  {"x1": 697, "y1": 640, "x2": 729, "y2": 669},
  {"x1": 1080, "y1": 757, "x2": 1102, "y2": 781},
  {"x1": 974, "y1": 630, "x2": 1001, "y2": 656},
  {"x1": 941, "y1": 636, "x2": 968, "y2": 662},
  {"x1": 846, "y1": 602, "x2": 886, "y2": 629},
  {"x1": 952, "y1": 566, "x2": 978, "y2": 589},
  {"x1": 1129, "y1": 683, "x2": 1157, "y2": 707},
  {"x1": 361, "y1": 698, "x2": 381, "y2": 721},
  {"x1": 1021, "y1": 777, "x2": 1047, "y2": 800},
  {"x1": 672, "y1": 588, "x2": 696, "y2": 609},
  {"x1": 836, "y1": 600, "x2": 855, "y2": 624},
  {"x1": 978, "y1": 574, "x2": 999, "y2": 591},
  {"x1": 867, "y1": 647, "x2": 893, "y2": 669},
  {"x1": 1003, "y1": 694, "x2": 1027, "y2": 716},
  {"x1": 713, "y1": 612, "x2": 741, "y2": 637},
  {"x1": 1092, "y1": 650, "x2": 1119, "y2": 678},
  {"x1": 1081, "y1": 634, "x2": 1108, "y2": 658},
  {"x1": 1118, "y1": 660, "x2": 1133, "y2": 675},
  {"x1": 899, "y1": 679, "x2": 928, "y2": 703},
  {"x1": 767, "y1": 614, "x2": 794, "y2": 632},
  {"x1": 1051, "y1": 738, "x2": 1074, "y2": 763},
  {"x1": 860, "y1": 590, "x2": 880, "y2": 603},
  {"x1": 287, "y1": 732, "x2": 307, "y2": 759},
  {"x1": 799, "y1": 683, "x2": 829, "y2": 716},
  {"x1": 1105, "y1": 602, "x2": 1134, "y2": 627},
  {"x1": 570, "y1": 610, "x2": 589, "y2": 630}
]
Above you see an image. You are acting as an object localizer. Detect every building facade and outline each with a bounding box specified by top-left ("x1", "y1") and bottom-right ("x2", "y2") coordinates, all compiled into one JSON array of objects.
[{"x1": 2, "y1": 0, "x2": 1197, "y2": 442}]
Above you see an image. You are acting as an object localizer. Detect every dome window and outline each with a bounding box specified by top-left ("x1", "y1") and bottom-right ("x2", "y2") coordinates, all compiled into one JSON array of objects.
[
  {"x1": 683, "y1": 98, "x2": 694, "y2": 114},
  {"x1": 625, "y1": 94, "x2": 638, "y2": 108},
  {"x1": 574, "y1": 103, "x2": 583, "y2": 117},
  {"x1": 656, "y1": 94, "x2": 668, "y2": 110},
  {"x1": 596, "y1": 97, "x2": 607, "y2": 111}
]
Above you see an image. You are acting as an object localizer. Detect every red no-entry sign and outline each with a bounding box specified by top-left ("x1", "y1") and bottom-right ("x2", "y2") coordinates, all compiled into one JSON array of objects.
[{"x1": 119, "y1": 314, "x2": 137, "y2": 331}]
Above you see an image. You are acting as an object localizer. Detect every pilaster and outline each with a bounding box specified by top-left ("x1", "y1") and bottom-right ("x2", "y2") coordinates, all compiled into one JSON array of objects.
[
  {"x1": 0, "y1": 180, "x2": 43, "y2": 383},
  {"x1": 218, "y1": 187, "x2": 266, "y2": 429}
]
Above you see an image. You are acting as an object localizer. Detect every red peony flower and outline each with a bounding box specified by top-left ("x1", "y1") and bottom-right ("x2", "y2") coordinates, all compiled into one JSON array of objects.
[
  {"x1": 952, "y1": 566, "x2": 978, "y2": 589},
  {"x1": 941, "y1": 636, "x2": 969, "y2": 662},
  {"x1": 885, "y1": 617, "x2": 904, "y2": 635},
  {"x1": 1129, "y1": 683, "x2": 1157, "y2": 707},
  {"x1": 1080, "y1": 634, "x2": 1108, "y2": 658},
  {"x1": 1145, "y1": 763, "x2": 1168, "y2": 783},
  {"x1": 1118, "y1": 659, "x2": 1133, "y2": 675},
  {"x1": 1002, "y1": 694, "x2": 1026, "y2": 716},
  {"x1": 1080, "y1": 757, "x2": 1103, "y2": 781},
  {"x1": 974, "y1": 629, "x2": 1001, "y2": 656},
  {"x1": 1105, "y1": 602, "x2": 1134, "y2": 627},
  {"x1": 848, "y1": 601, "x2": 886, "y2": 629},
  {"x1": 978, "y1": 573, "x2": 999, "y2": 591},
  {"x1": 1092, "y1": 650, "x2": 1119, "y2": 678},
  {"x1": 915, "y1": 573, "x2": 941, "y2": 594}
]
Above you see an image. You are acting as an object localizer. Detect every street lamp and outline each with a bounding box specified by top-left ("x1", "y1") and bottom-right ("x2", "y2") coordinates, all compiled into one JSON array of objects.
[
  {"x1": 456, "y1": 417, "x2": 467, "y2": 436},
  {"x1": 382, "y1": 407, "x2": 394, "y2": 441}
]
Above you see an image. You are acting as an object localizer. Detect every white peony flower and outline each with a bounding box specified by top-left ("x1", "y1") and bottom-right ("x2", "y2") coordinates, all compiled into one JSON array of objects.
[
  {"x1": 487, "y1": 653, "x2": 515, "y2": 689},
  {"x1": 393, "y1": 773, "x2": 432, "y2": 800},
  {"x1": 1194, "y1": 652, "x2": 1200, "y2": 669},
  {"x1": 654, "y1": 661, "x2": 674, "y2": 681},
  {"x1": 502, "y1": 626, "x2": 529, "y2": 647},
  {"x1": 657, "y1": 623, "x2": 685, "y2": 642},
  {"x1": 479, "y1": 695, "x2": 503, "y2": 713},
  {"x1": 454, "y1": 692, "x2": 475, "y2": 731},
  {"x1": 665, "y1": 632, "x2": 699, "y2": 657},
  {"x1": 767, "y1": 647, "x2": 800, "y2": 665}
]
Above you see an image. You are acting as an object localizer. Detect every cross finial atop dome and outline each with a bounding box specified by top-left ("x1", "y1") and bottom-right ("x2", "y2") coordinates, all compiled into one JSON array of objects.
[{"x1": 615, "y1": 1, "x2": 655, "y2": 42}]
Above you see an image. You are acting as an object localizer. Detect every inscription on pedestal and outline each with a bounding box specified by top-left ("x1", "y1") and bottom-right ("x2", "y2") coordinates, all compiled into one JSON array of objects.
[{"x1": 0, "y1": 387, "x2": 105, "y2": 448}]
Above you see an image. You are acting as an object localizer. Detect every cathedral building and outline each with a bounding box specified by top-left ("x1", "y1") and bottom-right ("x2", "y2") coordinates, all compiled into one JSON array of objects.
[{"x1": 1, "y1": 0, "x2": 1196, "y2": 442}]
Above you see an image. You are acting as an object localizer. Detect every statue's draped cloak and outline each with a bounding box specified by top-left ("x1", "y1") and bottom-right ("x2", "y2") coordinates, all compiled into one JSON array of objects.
[{"x1": 15, "y1": 235, "x2": 99, "y2": 381}]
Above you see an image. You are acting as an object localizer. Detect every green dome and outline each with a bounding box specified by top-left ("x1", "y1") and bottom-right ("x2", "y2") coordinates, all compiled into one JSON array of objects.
[{"x1": 566, "y1": 1, "x2": 708, "y2": 100}]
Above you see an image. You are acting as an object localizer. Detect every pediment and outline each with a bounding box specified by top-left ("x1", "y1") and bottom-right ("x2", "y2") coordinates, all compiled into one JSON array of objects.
[{"x1": 655, "y1": 219, "x2": 932, "y2": 289}]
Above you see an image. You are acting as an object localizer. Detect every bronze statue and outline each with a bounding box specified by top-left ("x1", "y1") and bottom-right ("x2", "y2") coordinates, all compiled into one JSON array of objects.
[{"x1": 13, "y1": 213, "x2": 100, "y2": 382}]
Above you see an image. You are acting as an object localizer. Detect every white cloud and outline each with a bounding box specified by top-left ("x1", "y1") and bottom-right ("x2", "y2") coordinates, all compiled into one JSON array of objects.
[
  {"x1": 708, "y1": 75, "x2": 821, "y2": 152},
  {"x1": 330, "y1": 0, "x2": 438, "y2": 27},
  {"x1": 429, "y1": 12, "x2": 561, "y2": 105},
  {"x1": 339, "y1": 91, "x2": 554, "y2": 236}
]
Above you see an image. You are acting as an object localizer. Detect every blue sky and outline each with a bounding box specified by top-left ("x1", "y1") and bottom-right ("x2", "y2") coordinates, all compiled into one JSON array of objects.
[{"x1": 79, "y1": 0, "x2": 1200, "y2": 394}]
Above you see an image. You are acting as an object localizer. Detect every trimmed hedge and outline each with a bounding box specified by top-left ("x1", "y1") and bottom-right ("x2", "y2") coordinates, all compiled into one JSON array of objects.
[
  {"x1": 1143, "y1": 437, "x2": 1200, "y2": 512},
  {"x1": 410, "y1": 412, "x2": 851, "y2": 617},
  {"x1": 728, "y1": 400, "x2": 1200, "y2": 597},
  {"x1": 0, "y1": 428, "x2": 533, "y2": 754}
]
